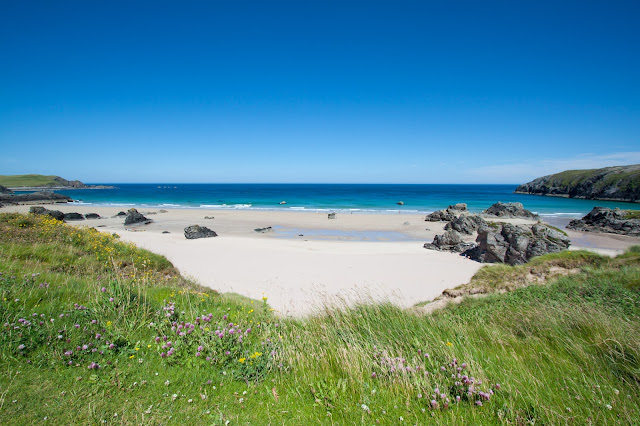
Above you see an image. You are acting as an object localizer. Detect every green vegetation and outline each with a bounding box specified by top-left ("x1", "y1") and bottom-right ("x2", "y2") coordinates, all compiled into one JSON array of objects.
[
  {"x1": 1, "y1": 213, "x2": 639, "y2": 424},
  {"x1": 0, "y1": 174, "x2": 75, "y2": 188},
  {"x1": 624, "y1": 209, "x2": 640, "y2": 219}
]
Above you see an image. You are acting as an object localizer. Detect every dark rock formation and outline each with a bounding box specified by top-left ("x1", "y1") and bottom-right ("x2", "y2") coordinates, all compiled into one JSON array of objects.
[
  {"x1": 124, "y1": 208, "x2": 151, "y2": 225},
  {"x1": 29, "y1": 206, "x2": 65, "y2": 221},
  {"x1": 84, "y1": 213, "x2": 101, "y2": 219},
  {"x1": 516, "y1": 165, "x2": 640, "y2": 203},
  {"x1": 463, "y1": 223, "x2": 570, "y2": 265},
  {"x1": 0, "y1": 185, "x2": 12, "y2": 194},
  {"x1": 424, "y1": 230, "x2": 476, "y2": 253},
  {"x1": 115, "y1": 211, "x2": 127, "y2": 217},
  {"x1": 567, "y1": 207, "x2": 640, "y2": 236},
  {"x1": 444, "y1": 214, "x2": 487, "y2": 235},
  {"x1": 204, "y1": 216, "x2": 215, "y2": 219},
  {"x1": 397, "y1": 201, "x2": 404, "y2": 205},
  {"x1": 254, "y1": 226, "x2": 273, "y2": 233},
  {"x1": 162, "y1": 231, "x2": 170, "y2": 234},
  {"x1": 63, "y1": 212, "x2": 85, "y2": 221},
  {"x1": 483, "y1": 202, "x2": 539, "y2": 219},
  {"x1": 328, "y1": 213, "x2": 336, "y2": 219},
  {"x1": 184, "y1": 225, "x2": 217, "y2": 239},
  {"x1": 0, "y1": 191, "x2": 73, "y2": 205},
  {"x1": 425, "y1": 203, "x2": 468, "y2": 222}
]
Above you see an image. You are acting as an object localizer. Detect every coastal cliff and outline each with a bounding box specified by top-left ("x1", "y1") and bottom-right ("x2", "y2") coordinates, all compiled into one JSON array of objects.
[
  {"x1": 0, "y1": 174, "x2": 115, "y2": 190},
  {"x1": 515, "y1": 164, "x2": 640, "y2": 203}
]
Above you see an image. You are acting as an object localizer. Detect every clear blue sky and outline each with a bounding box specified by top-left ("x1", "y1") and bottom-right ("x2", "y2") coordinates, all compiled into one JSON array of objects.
[{"x1": 1, "y1": 0, "x2": 639, "y2": 183}]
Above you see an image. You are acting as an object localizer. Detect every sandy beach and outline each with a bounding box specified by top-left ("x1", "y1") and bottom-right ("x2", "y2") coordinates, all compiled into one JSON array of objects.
[{"x1": 4, "y1": 204, "x2": 640, "y2": 316}]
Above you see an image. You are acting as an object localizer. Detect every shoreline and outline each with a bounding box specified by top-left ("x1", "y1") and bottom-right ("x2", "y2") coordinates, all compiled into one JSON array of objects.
[{"x1": 2, "y1": 204, "x2": 639, "y2": 316}]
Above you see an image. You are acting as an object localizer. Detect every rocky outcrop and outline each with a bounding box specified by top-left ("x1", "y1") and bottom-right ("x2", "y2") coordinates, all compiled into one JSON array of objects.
[
  {"x1": 29, "y1": 206, "x2": 65, "y2": 221},
  {"x1": 124, "y1": 208, "x2": 151, "y2": 225},
  {"x1": 424, "y1": 230, "x2": 476, "y2": 253},
  {"x1": 115, "y1": 211, "x2": 127, "y2": 217},
  {"x1": 184, "y1": 225, "x2": 217, "y2": 239},
  {"x1": 483, "y1": 202, "x2": 539, "y2": 219},
  {"x1": 444, "y1": 214, "x2": 487, "y2": 235},
  {"x1": 0, "y1": 191, "x2": 73, "y2": 205},
  {"x1": 425, "y1": 203, "x2": 468, "y2": 222},
  {"x1": 63, "y1": 212, "x2": 85, "y2": 221},
  {"x1": 515, "y1": 164, "x2": 640, "y2": 203},
  {"x1": 328, "y1": 213, "x2": 336, "y2": 219},
  {"x1": 254, "y1": 227, "x2": 273, "y2": 233},
  {"x1": 84, "y1": 213, "x2": 101, "y2": 219},
  {"x1": 0, "y1": 185, "x2": 12, "y2": 194},
  {"x1": 0, "y1": 174, "x2": 116, "y2": 190},
  {"x1": 463, "y1": 223, "x2": 570, "y2": 265},
  {"x1": 567, "y1": 207, "x2": 640, "y2": 236}
]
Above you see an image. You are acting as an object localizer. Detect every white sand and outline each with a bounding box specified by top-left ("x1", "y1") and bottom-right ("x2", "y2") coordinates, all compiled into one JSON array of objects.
[
  {"x1": 4, "y1": 205, "x2": 483, "y2": 316},
  {"x1": 5, "y1": 204, "x2": 638, "y2": 316}
]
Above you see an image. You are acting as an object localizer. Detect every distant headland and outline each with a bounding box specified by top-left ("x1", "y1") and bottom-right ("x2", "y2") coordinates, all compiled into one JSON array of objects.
[
  {"x1": 0, "y1": 174, "x2": 115, "y2": 191},
  {"x1": 515, "y1": 164, "x2": 640, "y2": 203}
]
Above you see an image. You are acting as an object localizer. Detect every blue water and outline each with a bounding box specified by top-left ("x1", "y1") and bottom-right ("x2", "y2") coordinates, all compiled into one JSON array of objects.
[{"x1": 39, "y1": 184, "x2": 639, "y2": 218}]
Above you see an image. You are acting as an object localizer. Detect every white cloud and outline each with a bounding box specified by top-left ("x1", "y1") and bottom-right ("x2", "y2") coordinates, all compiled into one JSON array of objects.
[{"x1": 464, "y1": 152, "x2": 640, "y2": 183}]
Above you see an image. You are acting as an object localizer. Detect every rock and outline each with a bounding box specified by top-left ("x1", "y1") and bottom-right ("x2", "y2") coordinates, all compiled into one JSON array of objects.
[
  {"x1": 483, "y1": 202, "x2": 539, "y2": 219},
  {"x1": 328, "y1": 213, "x2": 336, "y2": 219},
  {"x1": 124, "y1": 208, "x2": 151, "y2": 225},
  {"x1": 162, "y1": 231, "x2": 170, "y2": 234},
  {"x1": 425, "y1": 203, "x2": 468, "y2": 222},
  {"x1": 397, "y1": 201, "x2": 404, "y2": 205},
  {"x1": 463, "y1": 223, "x2": 570, "y2": 265},
  {"x1": 29, "y1": 206, "x2": 65, "y2": 221},
  {"x1": 515, "y1": 164, "x2": 640, "y2": 203},
  {"x1": 566, "y1": 207, "x2": 640, "y2": 236},
  {"x1": 184, "y1": 225, "x2": 217, "y2": 239},
  {"x1": 204, "y1": 216, "x2": 215, "y2": 219},
  {"x1": 254, "y1": 226, "x2": 273, "y2": 233},
  {"x1": 403, "y1": 221, "x2": 410, "y2": 225},
  {"x1": 158, "y1": 209, "x2": 168, "y2": 213},
  {"x1": 97, "y1": 225, "x2": 106, "y2": 228},
  {"x1": 0, "y1": 191, "x2": 73, "y2": 205},
  {"x1": 63, "y1": 212, "x2": 85, "y2": 221},
  {"x1": 444, "y1": 214, "x2": 487, "y2": 235},
  {"x1": 424, "y1": 230, "x2": 476, "y2": 253},
  {"x1": 115, "y1": 211, "x2": 127, "y2": 217},
  {"x1": 84, "y1": 213, "x2": 101, "y2": 219},
  {"x1": 0, "y1": 185, "x2": 12, "y2": 194}
]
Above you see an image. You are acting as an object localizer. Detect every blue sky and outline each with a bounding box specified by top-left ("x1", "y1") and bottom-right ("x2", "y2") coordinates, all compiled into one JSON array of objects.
[{"x1": 1, "y1": 0, "x2": 639, "y2": 183}]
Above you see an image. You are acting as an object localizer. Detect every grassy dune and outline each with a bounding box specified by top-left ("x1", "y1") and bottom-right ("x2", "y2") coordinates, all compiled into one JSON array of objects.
[{"x1": 1, "y1": 213, "x2": 639, "y2": 424}]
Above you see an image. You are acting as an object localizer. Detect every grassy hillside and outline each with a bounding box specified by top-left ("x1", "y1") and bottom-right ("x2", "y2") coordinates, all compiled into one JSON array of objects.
[
  {"x1": 0, "y1": 174, "x2": 76, "y2": 188},
  {"x1": 1, "y1": 213, "x2": 639, "y2": 424},
  {"x1": 516, "y1": 164, "x2": 640, "y2": 202}
]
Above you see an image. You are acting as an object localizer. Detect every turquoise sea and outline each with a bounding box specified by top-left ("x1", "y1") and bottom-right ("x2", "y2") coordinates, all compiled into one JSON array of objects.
[{"x1": 42, "y1": 184, "x2": 639, "y2": 219}]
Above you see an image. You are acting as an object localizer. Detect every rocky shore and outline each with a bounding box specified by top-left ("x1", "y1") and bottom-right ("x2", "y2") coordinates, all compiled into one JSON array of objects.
[{"x1": 567, "y1": 207, "x2": 640, "y2": 237}]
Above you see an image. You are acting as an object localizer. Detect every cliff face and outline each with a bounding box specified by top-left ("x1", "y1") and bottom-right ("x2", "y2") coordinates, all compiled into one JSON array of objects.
[{"x1": 515, "y1": 165, "x2": 640, "y2": 203}]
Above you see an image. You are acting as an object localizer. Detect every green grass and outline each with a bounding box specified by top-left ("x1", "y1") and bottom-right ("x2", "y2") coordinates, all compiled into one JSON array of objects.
[
  {"x1": 0, "y1": 174, "x2": 70, "y2": 188},
  {"x1": 1, "y1": 213, "x2": 639, "y2": 424},
  {"x1": 624, "y1": 209, "x2": 640, "y2": 219}
]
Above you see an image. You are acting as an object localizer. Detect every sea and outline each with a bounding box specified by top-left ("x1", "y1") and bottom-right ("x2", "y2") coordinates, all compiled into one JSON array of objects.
[{"x1": 39, "y1": 183, "x2": 639, "y2": 220}]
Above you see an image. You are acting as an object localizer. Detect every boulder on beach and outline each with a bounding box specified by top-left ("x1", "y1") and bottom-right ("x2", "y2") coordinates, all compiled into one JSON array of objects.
[
  {"x1": 254, "y1": 226, "x2": 273, "y2": 233},
  {"x1": 444, "y1": 214, "x2": 487, "y2": 235},
  {"x1": 63, "y1": 212, "x2": 85, "y2": 221},
  {"x1": 115, "y1": 211, "x2": 127, "y2": 217},
  {"x1": 567, "y1": 207, "x2": 640, "y2": 236},
  {"x1": 184, "y1": 225, "x2": 217, "y2": 239},
  {"x1": 84, "y1": 213, "x2": 101, "y2": 219},
  {"x1": 29, "y1": 206, "x2": 65, "y2": 221},
  {"x1": 124, "y1": 208, "x2": 152, "y2": 225},
  {"x1": 463, "y1": 223, "x2": 570, "y2": 265},
  {"x1": 424, "y1": 230, "x2": 476, "y2": 253},
  {"x1": 0, "y1": 191, "x2": 73, "y2": 205},
  {"x1": 483, "y1": 202, "x2": 539, "y2": 219},
  {"x1": 425, "y1": 203, "x2": 468, "y2": 222},
  {"x1": 328, "y1": 213, "x2": 336, "y2": 219}
]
